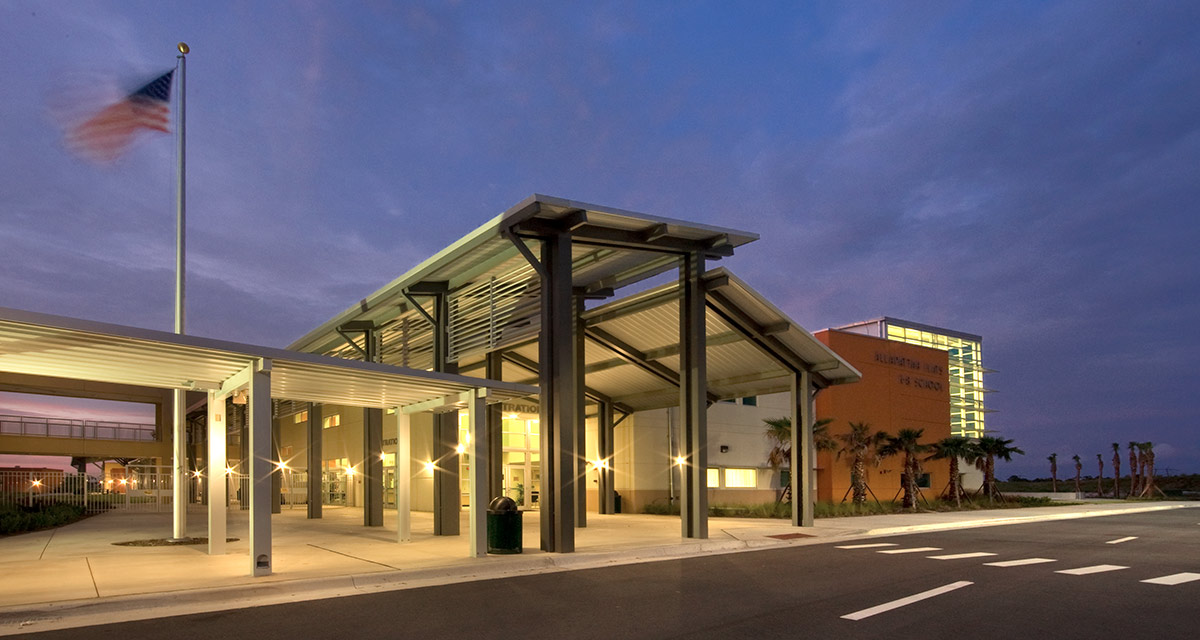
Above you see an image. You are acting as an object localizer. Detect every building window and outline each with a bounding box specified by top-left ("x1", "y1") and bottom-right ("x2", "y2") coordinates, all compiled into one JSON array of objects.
[
  {"x1": 741, "y1": 396, "x2": 757, "y2": 406},
  {"x1": 724, "y1": 468, "x2": 758, "y2": 488},
  {"x1": 707, "y1": 467, "x2": 720, "y2": 487},
  {"x1": 322, "y1": 414, "x2": 340, "y2": 429},
  {"x1": 294, "y1": 410, "x2": 308, "y2": 424}
]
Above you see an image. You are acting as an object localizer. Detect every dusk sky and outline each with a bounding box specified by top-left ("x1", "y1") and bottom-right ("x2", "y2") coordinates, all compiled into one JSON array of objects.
[{"x1": 1, "y1": 2, "x2": 1197, "y2": 479}]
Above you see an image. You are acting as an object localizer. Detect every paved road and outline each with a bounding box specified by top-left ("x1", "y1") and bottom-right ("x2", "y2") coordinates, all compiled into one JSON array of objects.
[{"x1": 15, "y1": 509, "x2": 1200, "y2": 639}]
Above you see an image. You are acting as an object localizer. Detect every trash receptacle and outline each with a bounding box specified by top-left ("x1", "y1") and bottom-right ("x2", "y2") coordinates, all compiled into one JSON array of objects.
[{"x1": 487, "y1": 496, "x2": 522, "y2": 554}]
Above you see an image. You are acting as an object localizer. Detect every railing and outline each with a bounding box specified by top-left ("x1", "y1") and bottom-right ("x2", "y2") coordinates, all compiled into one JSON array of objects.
[{"x1": 0, "y1": 414, "x2": 158, "y2": 442}]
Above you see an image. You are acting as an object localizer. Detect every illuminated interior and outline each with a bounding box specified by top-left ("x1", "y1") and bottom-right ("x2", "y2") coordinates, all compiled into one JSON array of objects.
[{"x1": 885, "y1": 324, "x2": 989, "y2": 439}]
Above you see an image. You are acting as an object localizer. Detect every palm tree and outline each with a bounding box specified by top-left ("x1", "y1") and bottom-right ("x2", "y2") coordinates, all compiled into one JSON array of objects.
[
  {"x1": 928, "y1": 436, "x2": 981, "y2": 508},
  {"x1": 1048, "y1": 453, "x2": 1058, "y2": 492},
  {"x1": 881, "y1": 429, "x2": 931, "y2": 510},
  {"x1": 1111, "y1": 443, "x2": 1121, "y2": 499},
  {"x1": 976, "y1": 436, "x2": 1025, "y2": 502},
  {"x1": 1096, "y1": 454, "x2": 1104, "y2": 497},
  {"x1": 763, "y1": 416, "x2": 835, "y2": 503},
  {"x1": 835, "y1": 422, "x2": 890, "y2": 506},
  {"x1": 1128, "y1": 442, "x2": 1140, "y2": 497},
  {"x1": 1139, "y1": 442, "x2": 1157, "y2": 497},
  {"x1": 1080, "y1": 453, "x2": 1089, "y2": 494},
  {"x1": 763, "y1": 417, "x2": 835, "y2": 471}
]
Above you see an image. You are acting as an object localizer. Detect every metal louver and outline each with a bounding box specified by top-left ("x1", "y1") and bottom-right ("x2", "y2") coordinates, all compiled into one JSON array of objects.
[{"x1": 446, "y1": 263, "x2": 541, "y2": 362}]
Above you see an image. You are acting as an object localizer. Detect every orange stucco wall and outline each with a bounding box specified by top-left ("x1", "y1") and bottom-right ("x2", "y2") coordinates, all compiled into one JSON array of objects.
[{"x1": 814, "y1": 329, "x2": 951, "y2": 504}]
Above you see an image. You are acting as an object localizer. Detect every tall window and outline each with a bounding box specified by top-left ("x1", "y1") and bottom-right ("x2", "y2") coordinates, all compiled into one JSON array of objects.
[{"x1": 322, "y1": 414, "x2": 340, "y2": 429}]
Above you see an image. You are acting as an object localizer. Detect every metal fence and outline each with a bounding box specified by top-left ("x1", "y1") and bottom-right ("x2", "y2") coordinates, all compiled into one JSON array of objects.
[{"x1": 0, "y1": 414, "x2": 158, "y2": 442}]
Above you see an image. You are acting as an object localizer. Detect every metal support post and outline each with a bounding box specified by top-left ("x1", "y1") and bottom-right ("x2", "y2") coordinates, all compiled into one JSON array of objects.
[
  {"x1": 431, "y1": 290, "x2": 461, "y2": 536},
  {"x1": 467, "y1": 389, "x2": 489, "y2": 557},
  {"x1": 791, "y1": 370, "x2": 815, "y2": 527},
  {"x1": 363, "y1": 407, "x2": 384, "y2": 526},
  {"x1": 574, "y1": 295, "x2": 587, "y2": 528},
  {"x1": 271, "y1": 415, "x2": 282, "y2": 514},
  {"x1": 539, "y1": 231, "x2": 576, "y2": 552},
  {"x1": 248, "y1": 360, "x2": 273, "y2": 576},
  {"x1": 485, "y1": 351, "x2": 504, "y2": 501},
  {"x1": 307, "y1": 403, "x2": 322, "y2": 519},
  {"x1": 172, "y1": 388, "x2": 188, "y2": 539},
  {"x1": 679, "y1": 251, "x2": 708, "y2": 539},
  {"x1": 597, "y1": 401, "x2": 616, "y2": 514},
  {"x1": 207, "y1": 391, "x2": 226, "y2": 555},
  {"x1": 396, "y1": 409, "x2": 411, "y2": 542}
]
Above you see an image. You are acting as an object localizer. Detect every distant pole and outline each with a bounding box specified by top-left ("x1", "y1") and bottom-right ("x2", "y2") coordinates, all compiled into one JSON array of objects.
[
  {"x1": 172, "y1": 41, "x2": 190, "y2": 541},
  {"x1": 175, "y1": 42, "x2": 188, "y2": 334}
]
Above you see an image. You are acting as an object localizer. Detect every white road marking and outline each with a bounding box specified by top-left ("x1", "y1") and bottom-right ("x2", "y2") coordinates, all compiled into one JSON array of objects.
[
  {"x1": 841, "y1": 581, "x2": 973, "y2": 621},
  {"x1": 1106, "y1": 536, "x2": 1138, "y2": 544},
  {"x1": 984, "y1": 558, "x2": 1058, "y2": 567},
  {"x1": 878, "y1": 547, "x2": 943, "y2": 554},
  {"x1": 1141, "y1": 572, "x2": 1200, "y2": 586},
  {"x1": 927, "y1": 552, "x2": 997, "y2": 560},
  {"x1": 836, "y1": 543, "x2": 899, "y2": 549},
  {"x1": 1056, "y1": 564, "x2": 1129, "y2": 575}
]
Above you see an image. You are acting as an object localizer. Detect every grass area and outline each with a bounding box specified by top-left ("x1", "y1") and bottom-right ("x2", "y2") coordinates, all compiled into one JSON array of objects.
[
  {"x1": 0, "y1": 502, "x2": 88, "y2": 535},
  {"x1": 640, "y1": 495, "x2": 1062, "y2": 519}
]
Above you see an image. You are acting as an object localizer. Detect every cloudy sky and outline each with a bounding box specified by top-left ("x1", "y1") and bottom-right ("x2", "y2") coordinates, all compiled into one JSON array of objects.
[{"x1": 1, "y1": 1, "x2": 1197, "y2": 479}]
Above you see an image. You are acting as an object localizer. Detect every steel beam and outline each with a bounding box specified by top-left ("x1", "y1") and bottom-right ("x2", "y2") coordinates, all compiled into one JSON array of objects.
[
  {"x1": 395, "y1": 409, "x2": 411, "y2": 542},
  {"x1": 597, "y1": 400, "x2": 615, "y2": 514},
  {"x1": 585, "y1": 327, "x2": 719, "y2": 404},
  {"x1": 574, "y1": 295, "x2": 587, "y2": 528},
  {"x1": 466, "y1": 389, "x2": 489, "y2": 557},
  {"x1": 271, "y1": 415, "x2": 282, "y2": 514},
  {"x1": 363, "y1": 407, "x2": 383, "y2": 526},
  {"x1": 485, "y1": 351, "x2": 504, "y2": 501},
  {"x1": 678, "y1": 252, "x2": 708, "y2": 539}
]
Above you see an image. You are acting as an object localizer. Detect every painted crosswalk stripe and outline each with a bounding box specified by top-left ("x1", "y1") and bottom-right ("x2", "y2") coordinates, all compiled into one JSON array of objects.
[
  {"x1": 878, "y1": 547, "x2": 942, "y2": 554},
  {"x1": 1056, "y1": 564, "x2": 1129, "y2": 575},
  {"x1": 1141, "y1": 572, "x2": 1200, "y2": 586},
  {"x1": 841, "y1": 581, "x2": 973, "y2": 621},
  {"x1": 928, "y1": 552, "x2": 997, "y2": 560},
  {"x1": 836, "y1": 543, "x2": 899, "y2": 549},
  {"x1": 1106, "y1": 536, "x2": 1138, "y2": 544},
  {"x1": 984, "y1": 558, "x2": 1058, "y2": 567}
]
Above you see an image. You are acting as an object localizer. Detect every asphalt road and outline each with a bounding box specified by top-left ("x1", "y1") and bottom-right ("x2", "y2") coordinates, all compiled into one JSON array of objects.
[{"x1": 15, "y1": 509, "x2": 1200, "y2": 639}]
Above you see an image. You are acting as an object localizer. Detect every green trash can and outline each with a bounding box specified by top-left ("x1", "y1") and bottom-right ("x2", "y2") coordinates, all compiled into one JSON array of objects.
[{"x1": 487, "y1": 496, "x2": 522, "y2": 554}]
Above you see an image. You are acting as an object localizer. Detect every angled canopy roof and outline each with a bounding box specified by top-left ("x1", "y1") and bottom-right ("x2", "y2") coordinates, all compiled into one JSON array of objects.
[
  {"x1": 288, "y1": 194, "x2": 758, "y2": 367},
  {"x1": 459, "y1": 268, "x2": 861, "y2": 413},
  {"x1": 0, "y1": 307, "x2": 535, "y2": 410}
]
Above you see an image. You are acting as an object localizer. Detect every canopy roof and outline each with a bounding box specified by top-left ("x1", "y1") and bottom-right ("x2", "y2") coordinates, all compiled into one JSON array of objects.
[
  {"x1": 288, "y1": 194, "x2": 759, "y2": 367},
  {"x1": 459, "y1": 268, "x2": 861, "y2": 413},
  {"x1": 0, "y1": 307, "x2": 535, "y2": 410}
]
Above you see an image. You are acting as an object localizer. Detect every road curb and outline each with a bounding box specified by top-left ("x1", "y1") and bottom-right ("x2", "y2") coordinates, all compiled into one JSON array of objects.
[{"x1": 862, "y1": 503, "x2": 1197, "y2": 536}]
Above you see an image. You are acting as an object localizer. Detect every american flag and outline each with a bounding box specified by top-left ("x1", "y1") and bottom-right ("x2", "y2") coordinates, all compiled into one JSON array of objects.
[{"x1": 66, "y1": 70, "x2": 174, "y2": 164}]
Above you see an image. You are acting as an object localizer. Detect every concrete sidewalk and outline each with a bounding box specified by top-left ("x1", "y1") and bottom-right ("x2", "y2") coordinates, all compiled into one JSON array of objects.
[{"x1": 0, "y1": 501, "x2": 1194, "y2": 635}]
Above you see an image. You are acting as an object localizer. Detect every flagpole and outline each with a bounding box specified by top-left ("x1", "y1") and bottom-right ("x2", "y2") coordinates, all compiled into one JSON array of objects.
[{"x1": 172, "y1": 41, "x2": 190, "y2": 541}]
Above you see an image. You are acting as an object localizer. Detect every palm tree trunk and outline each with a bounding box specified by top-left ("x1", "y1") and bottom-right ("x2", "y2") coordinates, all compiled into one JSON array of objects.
[
  {"x1": 1130, "y1": 447, "x2": 1140, "y2": 496},
  {"x1": 852, "y1": 456, "x2": 867, "y2": 505},
  {"x1": 949, "y1": 457, "x2": 961, "y2": 508},
  {"x1": 1112, "y1": 453, "x2": 1121, "y2": 499}
]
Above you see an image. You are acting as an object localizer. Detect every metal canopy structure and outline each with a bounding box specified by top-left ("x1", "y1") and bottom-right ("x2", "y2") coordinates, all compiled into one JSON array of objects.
[
  {"x1": 0, "y1": 307, "x2": 534, "y2": 409},
  {"x1": 472, "y1": 268, "x2": 860, "y2": 412},
  {"x1": 288, "y1": 194, "x2": 758, "y2": 366},
  {"x1": 0, "y1": 305, "x2": 535, "y2": 576}
]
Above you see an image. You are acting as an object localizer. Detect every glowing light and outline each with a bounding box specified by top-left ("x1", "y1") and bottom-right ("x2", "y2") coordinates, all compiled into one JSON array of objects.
[
  {"x1": 455, "y1": 444, "x2": 465, "y2": 455},
  {"x1": 424, "y1": 461, "x2": 436, "y2": 474},
  {"x1": 192, "y1": 470, "x2": 202, "y2": 478},
  {"x1": 345, "y1": 466, "x2": 357, "y2": 477},
  {"x1": 118, "y1": 478, "x2": 128, "y2": 485},
  {"x1": 463, "y1": 432, "x2": 470, "y2": 445},
  {"x1": 505, "y1": 413, "x2": 519, "y2": 420},
  {"x1": 275, "y1": 461, "x2": 289, "y2": 471},
  {"x1": 674, "y1": 456, "x2": 687, "y2": 466},
  {"x1": 31, "y1": 479, "x2": 42, "y2": 488},
  {"x1": 379, "y1": 453, "x2": 387, "y2": 461},
  {"x1": 225, "y1": 467, "x2": 235, "y2": 476}
]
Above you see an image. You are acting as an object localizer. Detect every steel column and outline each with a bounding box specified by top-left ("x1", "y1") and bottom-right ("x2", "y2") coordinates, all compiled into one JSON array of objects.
[
  {"x1": 466, "y1": 389, "x2": 488, "y2": 557},
  {"x1": 597, "y1": 400, "x2": 615, "y2": 514},
  {"x1": 306, "y1": 403, "x2": 322, "y2": 519},
  {"x1": 485, "y1": 351, "x2": 504, "y2": 502},
  {"x1": 207, "y1": 391, "x2": 226, "y2": 555},
  {"x1": 396, "y1": 409, "x2": 411, "y2": 542},
  {"x1": 432, "y1": 290, "x2": 461, "y2": 536},
  {"x1": 791, "y1": 369, "x2": 815, "y2": 527},
  {"x1": 271, "y1": 415, "x2": 282, "y2": 514},
  {"x1": 539, "y1": 231, "x2": 576, "y2": 552},
  {"x1": 248, "y1": 360, "x2": 272, "y2": 576},
  {"x1": 171, "y1": 388, "x2": 188, "y2": 539},
  {"x1": 363, "y1": 407, "x2": 384, "y2": 526},
  {"x1": 679, "y1": 251, "x2": 708, "y2": 539},
  {"x1": 574, "y1": 295, "x2": 587, "y2": 528}
]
